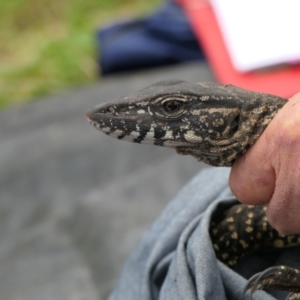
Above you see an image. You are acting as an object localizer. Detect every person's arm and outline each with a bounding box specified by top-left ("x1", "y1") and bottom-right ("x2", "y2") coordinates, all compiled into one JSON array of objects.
[{"x1": 230, "y1": 92, "x2": 300, "y2": 235}]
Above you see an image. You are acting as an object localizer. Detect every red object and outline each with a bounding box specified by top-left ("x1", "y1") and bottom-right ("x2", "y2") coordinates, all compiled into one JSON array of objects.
[{"x1": 177, "y1": 0, "x2": 300, "y2": 98}]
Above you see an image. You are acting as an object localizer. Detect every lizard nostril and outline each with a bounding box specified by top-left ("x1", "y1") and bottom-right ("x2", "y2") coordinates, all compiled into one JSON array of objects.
[{"x1": 107, "y1": 106, "x2": 115, "y2": 114}]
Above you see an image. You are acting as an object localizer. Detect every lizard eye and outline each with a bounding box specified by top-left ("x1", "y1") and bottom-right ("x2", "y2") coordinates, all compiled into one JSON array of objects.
[{"x1": 163, "y1": 100, "x2": 183, "y2": 115}]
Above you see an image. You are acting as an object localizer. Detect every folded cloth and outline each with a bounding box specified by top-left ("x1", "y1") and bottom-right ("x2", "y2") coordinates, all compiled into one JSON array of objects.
[
  {"x1": 97, "y1": 1, "x2": 204, "y2": 75},
  {"x1": 109, "y1": 168, "x2": 300, "y2": 300}
]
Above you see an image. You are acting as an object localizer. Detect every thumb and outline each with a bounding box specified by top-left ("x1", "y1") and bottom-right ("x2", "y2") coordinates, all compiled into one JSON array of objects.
[{"x1": 229, "y1": 131, "x2": 276, "y2": 205}]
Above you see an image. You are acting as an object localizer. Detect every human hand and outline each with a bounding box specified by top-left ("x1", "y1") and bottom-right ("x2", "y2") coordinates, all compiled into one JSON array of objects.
[{"x1": 229, "y1": 91, "x2": 300, "y2": 235}]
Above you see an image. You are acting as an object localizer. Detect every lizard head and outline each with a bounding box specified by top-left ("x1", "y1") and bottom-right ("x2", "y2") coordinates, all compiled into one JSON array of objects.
[{"x1": 86, "y1": 80, "x2": 286, "y2": 166}]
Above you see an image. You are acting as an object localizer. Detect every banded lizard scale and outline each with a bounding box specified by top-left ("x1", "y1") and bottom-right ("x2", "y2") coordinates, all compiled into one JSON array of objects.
[{"x1": 86, "y1": 80, "x2": 300, "y2": 299}]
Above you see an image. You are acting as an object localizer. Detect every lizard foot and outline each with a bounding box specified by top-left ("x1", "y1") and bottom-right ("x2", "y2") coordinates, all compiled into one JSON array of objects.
[{"x1": 243, "y1": 266, "x2": 300, "y2": 299}]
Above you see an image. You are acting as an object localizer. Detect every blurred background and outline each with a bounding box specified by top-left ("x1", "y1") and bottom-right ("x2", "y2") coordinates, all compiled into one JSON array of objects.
[
  {"x1": 0, "y1": 0, "x2": 163, "y2": 108},
  {"x1": 0, "y1": 0, "x2": 211, "y2": 299},
  {"x1": 2, "y1": 0, "x2": 299, "y2": 299}
]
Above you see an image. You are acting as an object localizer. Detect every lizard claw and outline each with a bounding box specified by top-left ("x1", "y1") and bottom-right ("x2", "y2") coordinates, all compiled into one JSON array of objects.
[
  {"x1": 286, "y1": 292, "x2": 300, "y2": 300},
  {"x1": 243, "y1": 267, "x2": 278, "y2": 299},
  {"x1": 243, "y1": 266, "x2": 300, "y2": 299}
]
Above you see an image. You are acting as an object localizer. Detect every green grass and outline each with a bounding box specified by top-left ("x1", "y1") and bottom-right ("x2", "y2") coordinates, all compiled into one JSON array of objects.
[{"x1": 0, "y1": 0, "x2": 162, "y2": 109}]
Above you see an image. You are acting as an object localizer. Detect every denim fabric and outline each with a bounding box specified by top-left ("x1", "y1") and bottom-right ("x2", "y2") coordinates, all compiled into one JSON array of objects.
[{"x1": 110, "y1": 168, "x2": 300, "y2": 300}]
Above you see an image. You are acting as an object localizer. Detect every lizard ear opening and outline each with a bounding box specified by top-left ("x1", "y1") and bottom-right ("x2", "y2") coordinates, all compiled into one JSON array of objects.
[{"x1": 230, "y1": 115, "x2": 240, "y2": 135}]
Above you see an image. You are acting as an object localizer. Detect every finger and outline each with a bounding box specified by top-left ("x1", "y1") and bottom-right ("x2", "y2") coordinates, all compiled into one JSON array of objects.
[
  {"x1": 230, "y1": 91, "x2": 300, "y2": 206},
  {"x1": 229, "y1": 126, "x2": 276, "y2": 205},
  {"x1": 266, "y1": 137, "x2": 300, "y2": 234},
  {"x1": 230, "y1": 91, "x2": 300, "y2": 234},
  {"x1": 267, "y1": 163, "x2": 300, "y2": 234},
  {"x1": 265, "y1": 92, "x2": 300, "y2": 233}
]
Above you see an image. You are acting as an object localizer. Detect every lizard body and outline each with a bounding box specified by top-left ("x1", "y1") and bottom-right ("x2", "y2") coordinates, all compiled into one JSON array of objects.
[{"x1": 86, "y1": 80, "x2": 300, "y2": 299}]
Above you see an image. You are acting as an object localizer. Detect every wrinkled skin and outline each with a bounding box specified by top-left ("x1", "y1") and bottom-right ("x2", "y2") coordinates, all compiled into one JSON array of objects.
[{"x1": 230, "y1": 92, "x2": 300, "y2": 235}]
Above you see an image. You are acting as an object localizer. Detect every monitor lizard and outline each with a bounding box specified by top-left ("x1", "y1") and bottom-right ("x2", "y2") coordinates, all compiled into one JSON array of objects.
[{"x1": 86, "y1": 79, "x2": 300, "y2": 299}]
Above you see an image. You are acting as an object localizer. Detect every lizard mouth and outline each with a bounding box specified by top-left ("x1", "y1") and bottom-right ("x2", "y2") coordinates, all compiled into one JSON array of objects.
[
  {"x1": 86, "y1": 115, "x2": 101, "y2": 129},
  {"x1": 86, "y1": 108, "x2": 99, "y2": 122},
  {"x1": 176, "y1": 147, "x2": 222, "y2": 157},
  {"x1": 86, "y1": 108, "x2": 112, "y2": 131},
  {"x1": 86, "y1": 114, "x2": 113, "y2": 134}
]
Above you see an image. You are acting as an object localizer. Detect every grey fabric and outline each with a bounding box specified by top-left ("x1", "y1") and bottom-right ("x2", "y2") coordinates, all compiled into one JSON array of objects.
[{"x1": 110, "y1": 168, "x2": 300, "y2": 300}]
